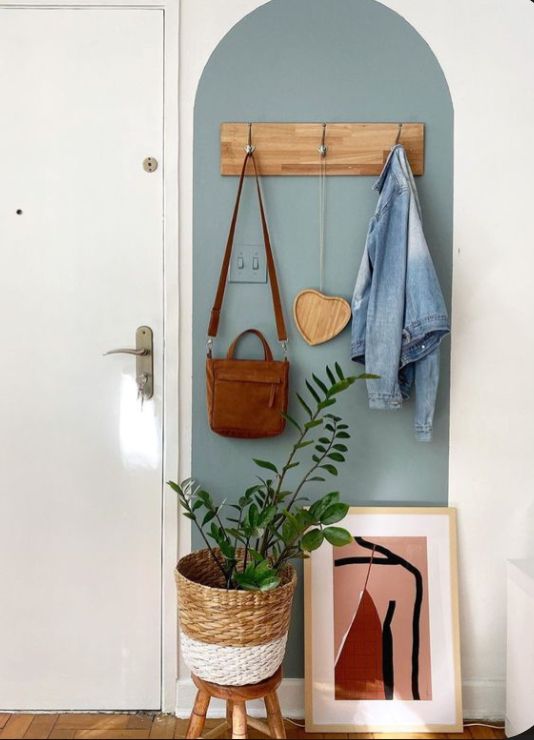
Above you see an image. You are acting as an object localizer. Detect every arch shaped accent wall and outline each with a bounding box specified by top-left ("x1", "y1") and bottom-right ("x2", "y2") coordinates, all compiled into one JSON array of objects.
[{"x1": 192, "y1": 0, "x2": 453, "y2": 677}]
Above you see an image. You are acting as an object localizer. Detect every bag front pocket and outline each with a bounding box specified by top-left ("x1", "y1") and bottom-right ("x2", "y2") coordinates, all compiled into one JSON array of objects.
[{"x1": 213, "y1": 375, "x2": 282, "y2": 433}]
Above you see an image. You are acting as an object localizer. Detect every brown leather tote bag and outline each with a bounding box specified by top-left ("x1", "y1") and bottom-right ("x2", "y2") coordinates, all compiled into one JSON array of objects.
[{"x1": 206, "y1": 151, "x2": 289, "y2": 438}]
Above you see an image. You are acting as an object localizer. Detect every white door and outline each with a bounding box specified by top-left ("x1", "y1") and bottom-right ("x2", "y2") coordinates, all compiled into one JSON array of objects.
[{"x1": 0, "y1": 7, "x2": 164, "y2": 709}]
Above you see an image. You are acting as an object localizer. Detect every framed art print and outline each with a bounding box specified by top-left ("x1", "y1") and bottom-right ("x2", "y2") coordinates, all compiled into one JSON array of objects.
[{"x1": 304, "y1": 507, "x2": 462, "y2": 733}]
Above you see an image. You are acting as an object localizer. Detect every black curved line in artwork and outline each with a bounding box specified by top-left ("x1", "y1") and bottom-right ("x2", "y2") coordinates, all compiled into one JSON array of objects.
[
  {"x1": 334, "y1": 536, "x2": 424, "y2": 701},
  {"x1": 382, "y1": 600, "x2": 396, "y2": 700}
]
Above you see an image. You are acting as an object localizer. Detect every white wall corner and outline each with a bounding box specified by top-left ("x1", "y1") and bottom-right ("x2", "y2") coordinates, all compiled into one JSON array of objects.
[{"x1": 176, "y1": 677, "x2": 505, "y2": 721}]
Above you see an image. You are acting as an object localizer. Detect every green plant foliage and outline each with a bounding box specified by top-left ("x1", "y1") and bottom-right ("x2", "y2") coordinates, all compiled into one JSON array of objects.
[{"x1": 168, "y1": 365, "x2": 372, "y2": 591}]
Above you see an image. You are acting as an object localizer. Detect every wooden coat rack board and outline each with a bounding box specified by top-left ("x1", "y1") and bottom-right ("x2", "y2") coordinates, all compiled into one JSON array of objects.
[{"x1": 220, "y1": 122, "x2": 425, "y2": 176}]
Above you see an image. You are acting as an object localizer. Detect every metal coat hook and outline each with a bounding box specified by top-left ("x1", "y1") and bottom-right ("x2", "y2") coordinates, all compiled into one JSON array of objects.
[
  {"x1": 245, "y1": 122, "x2": 255, "y2": 154},
  {"x1": 318, "y1": 122, "x2": 327, "y2": 157},
  {"x1": 395, "y1": 122, "x2": 403, "y2": 145}
]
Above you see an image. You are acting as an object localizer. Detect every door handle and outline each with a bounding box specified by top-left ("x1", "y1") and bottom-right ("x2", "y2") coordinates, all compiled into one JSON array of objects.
[
  {"x1": 104, "y1": 348, "x2": 148, "y2": 356},
  {"x1": 104, "y1": 326, "x2": 153, "y2": 401}
]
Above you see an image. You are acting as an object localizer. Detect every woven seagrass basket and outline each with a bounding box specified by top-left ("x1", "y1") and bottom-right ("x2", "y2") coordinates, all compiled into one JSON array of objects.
[{"x1": 176, "y1": 548, "x2": 296, "y2": 685}]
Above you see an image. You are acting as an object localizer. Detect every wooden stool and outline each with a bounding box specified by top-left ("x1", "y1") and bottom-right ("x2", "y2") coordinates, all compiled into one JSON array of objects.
[{"x1": 185, "y1": 666, "x2": 286, "y2": 739}]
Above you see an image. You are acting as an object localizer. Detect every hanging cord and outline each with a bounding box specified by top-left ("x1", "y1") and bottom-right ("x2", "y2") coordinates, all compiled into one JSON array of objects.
[{"x1": 318, "y1": 123, "x2": 327, "y2": 292}]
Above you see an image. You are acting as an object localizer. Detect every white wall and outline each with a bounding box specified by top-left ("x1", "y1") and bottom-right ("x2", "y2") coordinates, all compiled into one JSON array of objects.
[{"x1": 178, "y1": 0, "x2": 534, "y2": 720}]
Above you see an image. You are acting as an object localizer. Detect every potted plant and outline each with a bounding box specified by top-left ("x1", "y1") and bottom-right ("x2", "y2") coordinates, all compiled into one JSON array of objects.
[{"x1": 169, "y1": 363, "x2": 371, "y2": 686}]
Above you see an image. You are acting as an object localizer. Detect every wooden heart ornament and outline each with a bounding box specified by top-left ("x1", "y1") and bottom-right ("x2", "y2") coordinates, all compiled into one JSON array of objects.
[{"x1": 293, "y1": 289, "x2": 351, "y2": 346}]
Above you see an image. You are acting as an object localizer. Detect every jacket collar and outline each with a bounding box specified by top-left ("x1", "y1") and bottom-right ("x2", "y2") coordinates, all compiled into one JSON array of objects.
[{"x1": 373, "y1": 144, "x2": 404, "y2": 193}]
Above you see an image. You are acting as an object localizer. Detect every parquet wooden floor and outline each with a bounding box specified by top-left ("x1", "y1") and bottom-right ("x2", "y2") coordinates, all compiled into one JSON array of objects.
[{"x1": 0, "y1": 712, "x2": 506, "y2": 739}]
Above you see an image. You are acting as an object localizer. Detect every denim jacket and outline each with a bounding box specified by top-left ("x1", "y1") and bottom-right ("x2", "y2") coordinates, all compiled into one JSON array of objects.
[{"x1": 351, "y1": 145, "x2": 449, "y2": 441}]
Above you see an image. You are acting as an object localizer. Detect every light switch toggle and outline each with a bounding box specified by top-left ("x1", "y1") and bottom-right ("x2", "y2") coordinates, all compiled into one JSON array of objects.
[{"x1": 229, "y1": 245, "x2": 267, "y2": 283}]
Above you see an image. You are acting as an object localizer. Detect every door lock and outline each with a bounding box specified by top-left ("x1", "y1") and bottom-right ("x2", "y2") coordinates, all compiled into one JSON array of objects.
[
  {"x1": 104, "y1": 326, "x2": 154, "y2": 402},
  {"x1": 143, "y1": 157, "x2": 158, "y2": 173}
]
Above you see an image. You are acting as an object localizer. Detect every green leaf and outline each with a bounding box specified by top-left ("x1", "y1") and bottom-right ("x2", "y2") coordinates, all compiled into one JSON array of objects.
[
  {"x1": 281, "y1": 517, "x2": 297, "y2": 545},
  {"x1": 309, "y1": 491, "x2": 339, "y2": 521},
  {"x1": 296, "y1": 510, "x2": 314, "y2": 530},
  {"x1": 259, "y1": 505, "x2": 277, "y2": 526},
  {"x1": 226, "y1": 529, "x2": 246, "y2": 543},
  {"x1": 219, "y1": 540, "x2": 235, "y2": 559},
  {"x1": 324, "y1": 526, "x2": 353, "y2": 547},
  {"x1": 167, "y1": 480, "x2": 182, "y2": 494},
  {"x1": 304, "y1": 419, "x2": 323, "y2": 430},
  {"x1": 301, "y1": 528, "x2": 325, "y2": 551},
  {"x1": 329, "y1": 380, "x2": 351, "y2": 395},
  {"x1": 182, "y1": 512, "x2": 195, "y2": 520},
  {"x1": 318, "y1": 437, "x2": 330, "y2": 444},
  {"x1": 281, "y1": 412, "x2": 302, "y2": 433},
  {"x1": 245, "y1": 485, "x2": 261, "y2": 497},
  {"x1": 306, "y1": 380, "x2": 321, "y2": 404},
  {"x1": 320, "y1": 502, "x2": 349, "y2": 525},
  {"x1": 326, "y1": 366, "x2": 336, "y2": 385},
  {"x1": 253, "y1": 559, "x2": 273, "y2": 576},
  {"x1": 253, "y1": 459, "x2": 279, "y2": 474},
  {"x1": 336, "y1": 431, "x2": 351, "y2": 439},
  {"x1": 312, "y1": 373, "x2": 328, "y2": 397},
  {"x1": 286, "y1": 462, "x2": 300, "y2": 470},
  {"x1": 295, "y1": 440, "x2": 314, "y2": 450},
  {"x1": 357, "y1": 372, "x2": 380, "y2": 380},
  {"x1": 318, "y1": 398, "x2": 337, "y2": 409},
  {"x1": 328, "y1": 452, "x2": 346, "y2": 462},
  {"x1": 233, "y1": 573, "x2": 260, "y2": 591},
  {"x1": 307, "y1": 476, "x2": 325, "y2": 482},
  {"x1": 202, "y1": 510, "x2": 216, "y2": 526},
  {"x1": 258, "y1": 576, "x2": 281, "y2": 592},
  {"x1": 335, "y1": 362, "x2": 345, "y2": 380},
  {"x1": 296, "y1": 393, "x2": 313, "y2": 418},
  {"x1": 315, "y1": 445, "x2": 326, "y2": 453},
  {"x1": 248, "y1": 548, "x2": 264, "y2": 562},
  {"x1": 248, "y1": 503, "x2": 259, "y2": 528},
  {"x1": 333, "y1": 444, "x2": 348, "y2": 452},
  {"x1": 320, "y1": 464, "x2": 338, "y2": 476}
]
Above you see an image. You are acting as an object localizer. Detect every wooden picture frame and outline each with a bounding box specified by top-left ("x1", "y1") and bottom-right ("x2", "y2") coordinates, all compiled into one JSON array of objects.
[{"x1": 304, "y1": 507, "x2": 462, "y2": 734}]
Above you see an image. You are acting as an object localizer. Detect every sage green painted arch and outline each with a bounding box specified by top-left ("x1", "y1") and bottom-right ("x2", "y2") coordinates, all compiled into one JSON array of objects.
[{"x1": 192, "y1": 0, "x2": 453, "y2": 677}]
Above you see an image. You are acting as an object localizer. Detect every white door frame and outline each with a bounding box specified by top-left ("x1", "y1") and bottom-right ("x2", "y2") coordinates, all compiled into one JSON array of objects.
[{"x1": 0, "y1": 0, "x2": 180, "y2": 712}]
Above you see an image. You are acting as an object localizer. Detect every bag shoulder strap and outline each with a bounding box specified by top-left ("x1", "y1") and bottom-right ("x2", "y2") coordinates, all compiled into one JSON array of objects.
[{"x1": 207, "y1": 151, "x2": 288, "y2": 344}]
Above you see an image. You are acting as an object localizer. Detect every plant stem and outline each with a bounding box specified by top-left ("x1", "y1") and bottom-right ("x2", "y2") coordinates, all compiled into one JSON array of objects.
[
  {"x1": 285, "y1": 419, "x2": 338, "y2": 515},
  {"x1": 187, "y1": 511, "x2": 229, "y2": 581},
  {"x1": 258, "y1": 408, "x2": 321, "y2": 557}
]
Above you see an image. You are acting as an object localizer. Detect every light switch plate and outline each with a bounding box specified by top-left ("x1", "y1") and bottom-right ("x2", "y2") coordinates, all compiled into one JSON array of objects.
[{"x1": 229, "y1": 244, "x2": 267, "y2": 283}]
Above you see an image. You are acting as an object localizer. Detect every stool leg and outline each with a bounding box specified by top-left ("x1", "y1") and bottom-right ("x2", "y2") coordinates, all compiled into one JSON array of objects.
[
  {"x1": 186, "y1": 689, "x2": 210, "y2": 739},
  {"x1": 231, "y1": 701, "x2": 248, "y2": 739},
  {"x1": 226, "y1": 699, "x2": 233, "y2": 735},
  {"x1": 264, "y1": 691, "x2": 286, "y2": 739}
]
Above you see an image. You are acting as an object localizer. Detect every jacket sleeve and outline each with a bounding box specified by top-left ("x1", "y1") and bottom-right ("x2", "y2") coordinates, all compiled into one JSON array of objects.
[
  {"x1": 362, "y1": 191, "x2": 410, "y2": 410},
  {"x1": 401, "y1": 154, "x2": 449, "y2": 440},
  {"x1": 414, "y1": 348, "x2": 440, "y2": 441}
]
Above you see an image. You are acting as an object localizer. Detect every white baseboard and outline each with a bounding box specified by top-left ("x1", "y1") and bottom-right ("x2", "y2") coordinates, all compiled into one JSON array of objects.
[
  {"x1": 462, "y1": 678, "x2": 505, "y2": 722},
  {"x1": 176, "y1": 677, "x2": 505, "y2": 721}
]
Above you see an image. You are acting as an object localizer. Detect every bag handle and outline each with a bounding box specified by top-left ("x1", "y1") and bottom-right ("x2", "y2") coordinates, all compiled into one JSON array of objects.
[
  {"x1": 207, "y1": 151, "x2": 288, "y2": 349},
  {"x1": 226, "y1": 329, "x2": 274, "y2": 361}
]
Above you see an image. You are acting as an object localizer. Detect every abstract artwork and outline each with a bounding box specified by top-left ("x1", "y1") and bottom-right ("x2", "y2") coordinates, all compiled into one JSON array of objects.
[
  {"x1": 334, "y1": 536, "x2": 432, "y2": 702},
  {"x1": 305, "y1": 508, "x2": 462, "y2": 734}
]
